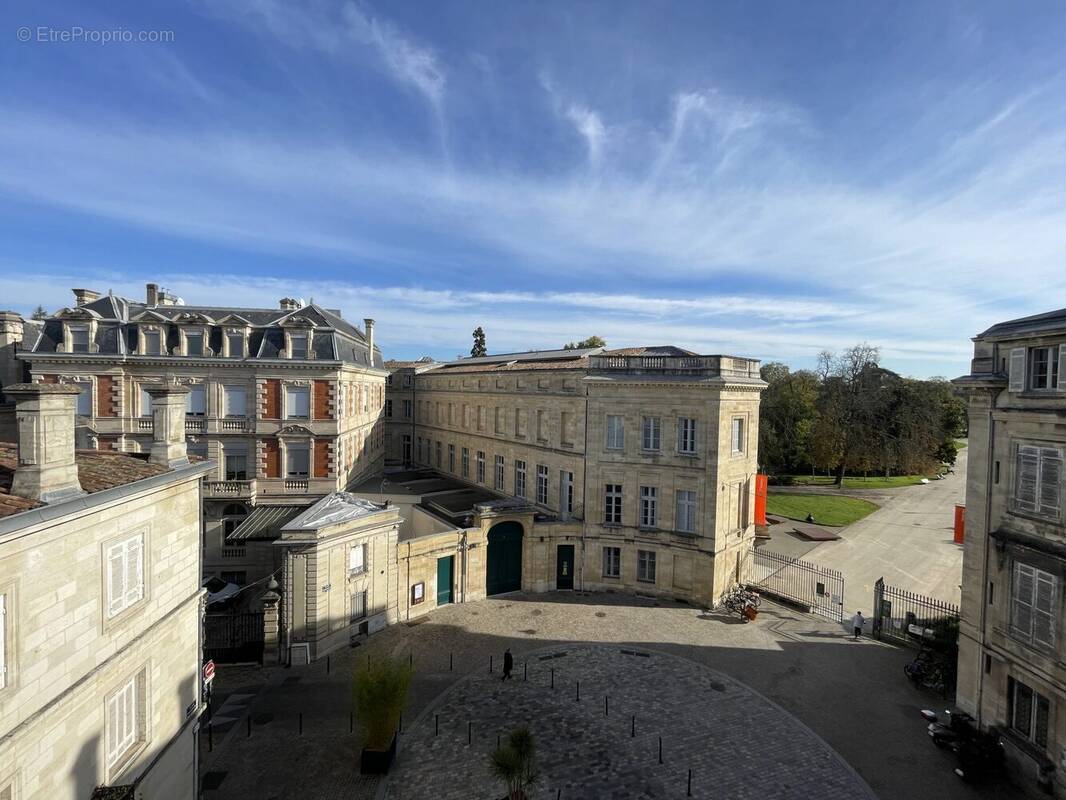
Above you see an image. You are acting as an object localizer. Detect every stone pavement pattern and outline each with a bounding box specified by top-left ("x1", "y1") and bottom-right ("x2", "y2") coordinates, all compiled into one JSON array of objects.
[
  {"x1": 385, "y1": 644, "x2": 873, "y2": 800},
  {"x1": 201, "y1": 591, "x2": 1004, "y2": 800}
]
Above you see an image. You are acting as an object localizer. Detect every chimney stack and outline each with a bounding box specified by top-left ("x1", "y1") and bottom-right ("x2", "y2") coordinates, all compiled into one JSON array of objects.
[
  {"x1": 146, "y1": 283, "x2": 159, "y2": 306},
  {"x1": 72, "y1": 288, "x2": 101, "y2": 307},
  {"x1": 145, "y1": 382, "x2": 190, "y2": 468},
  {"x1": 279, "y1": 298, "x2": 301, "y2": 311},
  {"x1": 363, "y1": 319, "x2": 375, "y2": 358},
  {"x1": 4, "y1": 382, "x2": 85, "y2": 503}
]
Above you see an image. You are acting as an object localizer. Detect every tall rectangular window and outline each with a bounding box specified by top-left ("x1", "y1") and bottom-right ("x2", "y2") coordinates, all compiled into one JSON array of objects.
[
  {"x1": 0, "y1": 593, "x2": 6, "y2": 690},
  {"x1": 641, "y1": 416, "x2": 661, "y2": 451},
  {"x1": 448, "y1": 444, "x2": 456, "y2": 472},
  {"x1": 286, "y1": 386, "x2": 310, "y2": 419},
  {"x1": 1010, "y1": 678, "x2": 1050, "y2": 749},
  {"x1": 436, "y1": 440, "x2": 442, "y2": 468},
  {"x1": 605, "y1": 484, "x2": 623, "y2": 524},
  {"x1": 606, "y1": 415, "x2": 624, "y2": 450},
  {"x1": 351, "y1": 590, "x2": 368, "y2": 622},
  {"x1": 678, "y1": 418, "x2": 697, "y2": 454},
  {"x1": 1011, "y1": 562, "x2": 1057, "y2": 649},
  {"x1": 515, "y1": 460, "x2": 527, "y2": 497},
  {"x1": 70, "y1": 327, "x2": 90, "y2": 353},
  {"x1": 106, "y1": 671, "x2": 145, "y2": 768},
  {"x1": 76, "y1": 383, "x2": 93, "y2": 416},
  {"x1": 402, "y1": 434, "x2": 412, "y2": 463},
  {"x1": 1029, "y1": 346, "x2": 1059, "y2": 390},
  {"x1": 348, "y1": 543, "x2": 367, "y2": 575},
  {"x1": 225, "y1": 443, "x2": 248, "y2": 481},
  {"x1": 731, "y1": 418, "x2": 745, "y2": 454},
  {"x1": 384, "y1": 399, "x2": 392, "y2": 418},
  {"x1": 640, "y1": 486, "x2": 658, "y2": 528},
  {"x1": 140, "y1": 386, "x2": 153, "y2": 417},
  {"x1": 106, "y1": 533, "x2": 145, "y2": 618},
  {"x1": 495, "y1": 455, "x2": 505, "y2": 491},
  {"x1": 403, "y1": 399, "x2": 412, "y2": 418},
  {"x1": 185, "y1": 331, "x2": 204, "y2": 357},
  {"x1": 536, "y1": 464, "x2": 549, "y2": 505},
  {"x1": 602, "y1": 547, "x2": 621, "y2": 579},
  {"x1": 290, "y1": 333, "x2": 308, "y2": 359},
  {"x1": 676, "y1": 490, "x2": 697, "y2": 533},
  {"x1": 476, "y1": 451, "x2": 486, "y2": 483},
  {"x1": 462, "y1": 448, "x2": 470, "y2": 478},
  {"x1": 224, "y1": 385, "x2": 247, "y2": 417},
  {"x1": 186, "y1": 385, "x2": 206, "y2": 416},
  {"x1": 536, "y1": 410, "x2": 547, "y2": 441},
  {"x1": 142, "y1": 330, "x2": 161, "y2": 355},
  {"x1": 1014, "y1": 445, "x2": 1063, "y2": 519},
  {"x1": 637, "y1": 550, "x2": 657, "y2": 583},
  {"x1": 417, "y1": 437, "x2": 424, "y2": 463},
  {"x1": 560, "y1": 471, "x2": 574, "y2": 515},
  {"x1": 286, "y1": 442, "x2": 310, "y2": 478}
]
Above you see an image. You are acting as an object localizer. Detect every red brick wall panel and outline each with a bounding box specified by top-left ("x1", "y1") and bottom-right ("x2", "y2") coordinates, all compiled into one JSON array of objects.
[{"x1": 263, "y1": 379, "x2": 281, "y2": 419}]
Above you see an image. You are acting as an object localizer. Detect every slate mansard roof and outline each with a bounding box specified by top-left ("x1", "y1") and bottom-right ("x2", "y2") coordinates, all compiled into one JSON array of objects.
[
  {"x1": 975, "y1": 307, "x2": 1066, "y2": 341},
  {"x1": 28, "y1": 295, "x2": 383, "y2": 368}
]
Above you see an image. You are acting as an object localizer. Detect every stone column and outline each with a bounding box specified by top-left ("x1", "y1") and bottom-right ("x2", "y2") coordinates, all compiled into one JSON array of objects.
[
  {"x1": 261, "y1": 589, "x2": 281, "y2": 664},
  {"x1": 146, "y1": 382, "x2": 190, "y2": 468},
  {"x1": 4, "y1": 382, "x2": 85, "y2": 503}
]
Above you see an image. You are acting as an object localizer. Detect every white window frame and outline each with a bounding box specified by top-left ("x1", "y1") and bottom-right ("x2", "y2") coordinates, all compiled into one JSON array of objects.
[
  {"x1": 515, "y1": 460, "x2": 526, "y2": 497},
  {"x1": 76, "y1": 381, "x2": 93, "y2": 417},
  {"x1": 106, "y1": 670, "x2": 145, "y2": 771},
  {"x1": 285, "y1": 385, "x2": 311, "y2": 420},
  {"x1": 602, "y1": 547, "x2": 621, "y2": 579},
  {"x1": 140, "y1": 385, "x2": 154, "y2": 418},
  {"x1": 536, "y1": 464, "x2": 549, "y2": 505},
  {"x1": 289, "y1": 332, "x2": 309, "y2": 359},
  {"x1": 186, "y1": 384, "x2": 207, "y2": 416},
  {"x1": 677, "y1": 417, "x2": 697, "y2": 454},
  {"x1": 606, "y1": 415, "x2": 624, "y2": 450},
  {"x1": 141, "y1": 328, "x2": 162, "y2": 356},
  {"x1": 69, "y1": 325, "x2": 91, "y2": 354},
  {"x1": 676, "y1": 490, "x2": 697, "y2": 533},
  {"x1": 637, "y1": 549, "x2": 656, "y2": 583},
  {"x1": 731, "y1": 417, "x2": 746, "y2": 454},
  {"x1": 605, "y1": 484, "x2": 622, "y2": 524},
  {"x1": 1011, "y1": 561, "x2": 1057, "y2": 649},
  {"x1": 403, "y1": 399, "x2": 412, "y2": 419},
  {"x1": 224, "y1": 444, "x2": 248, "y2": 481},
  {"x1": 1010, "y1": 677, "x2": 1050, "y2": 749},
  {"x1": 494, "y1": 455, "x2": 505, "y2": 491},
  {"x1": 639, "y1": 486, "x2": 658, "y2": 528},
  {"x1": 224, "y1": 385, "x2": 247, "y2": 418},
  {"x1": 1013, "y1": 444, "x2": 1063, "y2": 520},
  {"x1": 560, "y1": 471, "x2": 573, "y2": 516},
  {"x1": 106, "y1": 533, "x2": 145, "y2": 619},
  {"x1": 1029, "y1": 345, "x2": 1060, "y2": 391},
  {"x1": 183, "y1": 329, "x2": 205, "y2": 357},
  {"x1": 285, "y1": 441, "x2": 311, "y2": 478},
  {"x1": 225, "y1": 331, "x2": 245, "y2": 358},
  {"x1": 462, "y1": 448, "x2": 470, "y2": 478},
  {"x1": 348, "y1": 543, "x2": 367, "y2": 575},
  {"x1": 641, "y1": 416, "x2": 661, "y2": 451}
]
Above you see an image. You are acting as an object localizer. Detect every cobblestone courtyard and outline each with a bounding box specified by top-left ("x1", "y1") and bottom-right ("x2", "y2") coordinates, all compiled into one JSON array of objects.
[
  {"x1": 385, "y1": 644, "x2": 873, "y2": 799},
  {"x1": 200, "y1": 592, "x2": 1004, "y2": 800}
]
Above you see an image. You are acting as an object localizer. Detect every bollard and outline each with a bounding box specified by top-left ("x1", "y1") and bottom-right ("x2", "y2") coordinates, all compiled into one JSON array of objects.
[
  {"x1": 497, "y1": 733, "x2": 501, "y2": 748},
  {"x1": 409, "y1": 652, "x2": 413, "y2": 669},
  {"x1": 450, "y1": 652, "x2": 453, "y2": 671},
  {"x1": 327, "y1": 654, "x2": 331, "y2": 675},
  {"x1": 631, "y1": 715, "x2": 635, "y2": 738},
  {"x1": 299, "y1": 713, "x2": 303, "y2": 735},
  {"x1": 247, "y1": 716, "x2": 252, "y2": 738},
  {"x1": 435, "y1": 714, "x2": 439, "y2": 736},
  {"x1": 350, "y1": 712, "x2": 354, "y2": 734},
  {"x1": 399, "y1": 712, "x2": 403, "y2": 734},
  {"x1": 556, "y1": 791, "x2": 561, "y2": 800},
  {"x1": 658, "y1": 736, "x2": 662, "y2": 764},
  {"x1": 605, "y1": 696, "x2": 609, "y2": 716},
  {"x1": 468, "y1": 721, "x2": 472, "y2": 745},
  {"x1": 551, "y1": 668, "x2": 554, "y2": 689},
  {"x1": 524, "y1": 662, "x2": 527, "y2": 681},
  {"x1": 687, "y1": 769, "x2": 692, "y2": 797},
  {"x1": 576, "y1": 681, "x2": 580, "y2": 702},
  {"x1": 489, "y1": 655, "x2": 493, "y2": 673},
  {"x1": 208, "y1": 722, "x2": 213, "y2": 752}
]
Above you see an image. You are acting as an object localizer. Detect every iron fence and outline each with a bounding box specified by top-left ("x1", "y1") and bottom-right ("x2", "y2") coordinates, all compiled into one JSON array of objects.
[
  {"x1": 872, "y1": 578, "x2": 960, "y2": 648},
  {"x1": 204, "y1": 611, "x2": 265, "y2": 664},
  {"x1": 741, "y1": 545, "x2": 844, "y2": 622}
]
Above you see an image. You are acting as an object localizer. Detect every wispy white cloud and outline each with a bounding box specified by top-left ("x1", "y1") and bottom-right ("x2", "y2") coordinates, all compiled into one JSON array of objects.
[{"x1": 565, "y1": 105, "x2": 607, "y2": 167}]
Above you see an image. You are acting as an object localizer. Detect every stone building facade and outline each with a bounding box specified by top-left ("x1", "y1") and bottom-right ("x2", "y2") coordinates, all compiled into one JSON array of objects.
[
  {"x1": 13, "y1": 285, "x2": 385, "y2": 589},
  {"x1": 0, "y1": 382, "x2": 212, "y2": 800},
  {"x1": 954, "y1": 309, "x2": 1066, "y2": 796},
  {"x1": 381, "y1": 346, "x2": 764, "y2": 608}
]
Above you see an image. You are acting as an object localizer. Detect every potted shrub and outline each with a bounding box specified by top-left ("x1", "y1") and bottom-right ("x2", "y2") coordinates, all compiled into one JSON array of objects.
[
  {"x1": 489, "y1": 727, "x2": 539, "y2": 800},
  {"x1": 353, "y1": 655, "x2": 413, "y2": 774}
]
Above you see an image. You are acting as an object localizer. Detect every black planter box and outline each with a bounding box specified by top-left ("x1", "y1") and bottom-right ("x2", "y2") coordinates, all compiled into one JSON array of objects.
[{"x1": 360, "y1": 733, "x2": 398, "y2": 774}]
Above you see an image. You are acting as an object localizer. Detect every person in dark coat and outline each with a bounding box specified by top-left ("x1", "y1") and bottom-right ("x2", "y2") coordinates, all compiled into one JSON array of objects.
[{"x1": 502, "y1": 648, "x2": 514, "y2": 680}]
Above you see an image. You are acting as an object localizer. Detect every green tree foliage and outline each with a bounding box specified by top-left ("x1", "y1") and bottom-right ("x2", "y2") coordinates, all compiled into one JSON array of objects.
[
  {"x1": 489, "y1": 726, "x2": 539, "y2": 800},
  {"x1": 352, "y1": 656, "x2": 413, "y2": 750},
  {"x1": 470, "y1": 326, "x2": 487, "y2": 357},
  {"x1": 563, "y1": 336, "x2": 606, "y2": 350},
  {"x1": 761, "y1": 345, "x2": 969, "y2": 483},
  {"x1": 31, "y1": 305, "x2": 48, "y2": 320}
]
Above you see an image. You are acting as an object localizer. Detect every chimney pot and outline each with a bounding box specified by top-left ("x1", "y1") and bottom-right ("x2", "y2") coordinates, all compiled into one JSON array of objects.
[
  {"x1": 4, "y1": 382, "x2": 85, "y2": 503},
  {"x1": 363, "y1": 318, "x2": 375, "y2": 360},
  {"x1": 72, "y1": 288, "x2": 101, "y2": 307},
  {"x1": 145, "y1": 383, "x2": 191, "y2": 468},
  {"x1": 146, "y1": 283, "x2": 159, "y2": 306}
]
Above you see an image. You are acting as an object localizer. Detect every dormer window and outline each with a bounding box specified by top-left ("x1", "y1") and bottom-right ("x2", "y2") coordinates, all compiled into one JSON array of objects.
[
  {"x1": 70, "y1": 328, "x2": 90, "y2": 353},
  {"x1": 1030, "y1": 346, "x2": 1059, "y2": 390},
  {"x1": 290, "y1": 333, "x2": 308, "y2": 359},
  {"x1": 142, "y1": 329, "x2": 162, "y2": 356},
  {"x1": 185, "y1": 331, "x2": 204, "y2": 357},
  {"x1": 227, "y1": 333, "x2": 245, "y2": 358}
]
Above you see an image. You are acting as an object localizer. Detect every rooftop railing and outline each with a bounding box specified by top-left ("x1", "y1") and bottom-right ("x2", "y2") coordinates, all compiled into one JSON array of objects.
[{"x1": 588, "y1": 355, "x2": 761, "y2": 379}]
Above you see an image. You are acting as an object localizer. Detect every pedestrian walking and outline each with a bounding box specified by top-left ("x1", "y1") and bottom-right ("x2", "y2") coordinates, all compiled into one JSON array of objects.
[
  {"x1": 502, "y1": 648, "x2": 513, "y2": 680},
  {"x1": 852, "y1": 611, "x2": 865, "y2": 640}
]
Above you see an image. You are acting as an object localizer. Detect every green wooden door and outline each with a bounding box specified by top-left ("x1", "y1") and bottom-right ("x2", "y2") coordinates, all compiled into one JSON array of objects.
[
  {"x1": 486, "y1": 522, "x2": 524, "y2": 595},
  {"x1": 436, "y1": 556, "x2": 454, "y2": 606}
]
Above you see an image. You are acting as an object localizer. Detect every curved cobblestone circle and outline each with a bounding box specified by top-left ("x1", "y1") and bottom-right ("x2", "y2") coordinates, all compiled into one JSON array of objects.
[{"x1": 383, "y1": 644, "x2": 875, "y2": 800}]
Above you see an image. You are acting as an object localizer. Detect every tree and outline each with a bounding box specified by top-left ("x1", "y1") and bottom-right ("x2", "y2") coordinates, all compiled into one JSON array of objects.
[
  {"x1": 758, "y1": 362, "x2": 820, "y2": 474},
  {"x1": 31, "y1": 305, "x2": 47, "y2": 320},
  {"x1": 563, "y1": 336, "x2": 606, "y2": 350},
  {"x1": 816, "y1": 344, "x2": 884, "y2": 486},
  {"x1": 489, "y1": 727, "x2": 539, "y2": 800},
  {"x1": 470, "y1": 327, "x2": 487, "y2": 357},
  {"x1": 353, "y1": 655, "x2": 413, "y2": 752}
]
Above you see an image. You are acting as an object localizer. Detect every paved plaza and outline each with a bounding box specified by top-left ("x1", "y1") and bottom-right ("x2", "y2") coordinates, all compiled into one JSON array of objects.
[
  {"x1": 200, "y1": 591, "x2": 1002, "y2": 800},
  {"x1": 385, "y1": 643, "x2": 874, "y2": 799}
]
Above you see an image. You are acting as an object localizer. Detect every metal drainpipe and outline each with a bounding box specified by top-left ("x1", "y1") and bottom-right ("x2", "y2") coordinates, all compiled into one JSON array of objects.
[
  {"x1": 461, "y1": 529, "x2": 468, "y2": 603},
  {"x1": 974, "y1": 394, "x2": 996, "y2": 725},
  {"x1": 579, "y1": 384, "x2": 589, "y2": 590}
]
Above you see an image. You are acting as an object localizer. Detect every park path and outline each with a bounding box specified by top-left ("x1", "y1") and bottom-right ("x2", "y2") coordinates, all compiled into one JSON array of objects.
[{"x1": 795, "y1": 446, "x2": 967, "y2": 616}]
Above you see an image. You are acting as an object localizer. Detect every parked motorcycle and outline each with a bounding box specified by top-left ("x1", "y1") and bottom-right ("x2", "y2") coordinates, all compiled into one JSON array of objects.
[
  {"x1": 920, "y1": 707, "x2": 975, "y2": 748},
  {"x1": 920, "y1": 710, "x2": 1004, "y2": 784}
]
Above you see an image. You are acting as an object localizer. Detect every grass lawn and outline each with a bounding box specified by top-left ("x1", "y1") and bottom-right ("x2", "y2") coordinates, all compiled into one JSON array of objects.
[
  {"x1": 779, "y1": 474, "x2": 927, "y2": 489},
  {"x1": 766, "y1": 492, "x2": 880, "y2": 527}
]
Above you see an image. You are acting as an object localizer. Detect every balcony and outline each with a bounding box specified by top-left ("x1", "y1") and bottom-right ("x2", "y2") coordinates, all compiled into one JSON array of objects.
[
  {"x1": 185, "y1": 417, "x2": 206, "y2": 433},
  {"x1": 220, "y1": 417, "x2": 252, "y2": 432},
  {"x1": 203, "y1": 480, "x2": 255, "y2": 499},
  {"x1": 588, "y1": 354, "x2": 761, "y2": 380},
  {"x1": 221, "y1": 546, "x2": 247, "y2": 559},
  {"x1": 136, "y1": 418, "x2": 153, "y2": 431},
  {"x1": 284, "y1": 479, "x2": 309, "y2": 491}
]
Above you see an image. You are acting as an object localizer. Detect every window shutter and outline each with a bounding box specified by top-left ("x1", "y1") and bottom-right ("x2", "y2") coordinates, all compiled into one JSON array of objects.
[
  {"x1": 1013, "y1": 563, "x2": 1035, "y2": 637},
  {"x1": 1016, "y1": 446, "x2": 1040, "y2": 511},
  {"x1": 107, "y1": 691, "x2": 120, "y2": 763},
  {"x1": 108, "y1": 542, "x2": 126, "y2": 617},
  {"x1": 1008, "y1": 347, "x2": 1026, "y2": 391},
  {"x1": 1058, "y1": 345, "x2": 1066, "y2": 391},
  {"x1": 0, "y1": 593, "x2": 6, "y2": 690},
  {"x1": 1040, "y1": 449, "x2": 1063, "y2": 517},
  {"x1": 1034, "y1": 572, "x2": 1056, "y2": 647},
  {"x1": 125, "y1": 536, "x2": 144, "y2": 607}
]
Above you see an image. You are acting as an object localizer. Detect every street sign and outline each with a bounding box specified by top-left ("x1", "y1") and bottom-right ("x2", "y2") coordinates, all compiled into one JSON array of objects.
[{"x1": 203, "y1": 659, "x2": 216, "y2": 685}]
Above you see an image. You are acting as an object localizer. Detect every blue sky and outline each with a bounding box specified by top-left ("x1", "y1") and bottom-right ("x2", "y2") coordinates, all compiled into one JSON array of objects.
[{"x1": 2, "y1": 1, "x2": 1065, "y2": 376}]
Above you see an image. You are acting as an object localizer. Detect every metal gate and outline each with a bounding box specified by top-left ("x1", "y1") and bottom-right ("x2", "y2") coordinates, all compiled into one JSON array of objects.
[
  {"x1": 872, "y1": 578, "x2": 960, "y2": 647},
  {"x1": 742, "y1": 545, "x2": 844, "y2": 622},
  {"x1": 204, "y1": 612, "x2": 264, "y2": 664}
]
